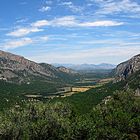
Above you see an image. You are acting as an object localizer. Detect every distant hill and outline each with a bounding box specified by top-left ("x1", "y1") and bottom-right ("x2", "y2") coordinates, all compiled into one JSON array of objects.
[
  {"x1": 52, "y1": 63, "x2": 116, "y2": 71},
  {"x1": 57, "y1": 66, "x2": 77, "y2": 74}
]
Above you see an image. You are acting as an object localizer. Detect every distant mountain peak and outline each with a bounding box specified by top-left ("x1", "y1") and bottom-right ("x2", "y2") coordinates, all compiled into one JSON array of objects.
[{"x1": 52, "y1": 63, "x2": 116, "y2": 71}]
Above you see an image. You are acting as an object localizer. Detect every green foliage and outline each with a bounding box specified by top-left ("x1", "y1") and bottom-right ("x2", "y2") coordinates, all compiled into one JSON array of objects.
[
  {"x1": 88, "y1": 90, "x2": 140, "y2": 139},
  {"x1": 0, "y1": 90, "x2": 140, "y2": 140},
  {"x1": 0, "y1": 80, "x2": 62, "y2": 111},
  {"x1": 56, "y1": 81, "x2": 126, "y2": 114},
  {"x1": 127, "y1": 70, "x2": 140, "y2": 89},
  {"x1": 0, "y1": 102, "x2": 73, "y2": 140}
]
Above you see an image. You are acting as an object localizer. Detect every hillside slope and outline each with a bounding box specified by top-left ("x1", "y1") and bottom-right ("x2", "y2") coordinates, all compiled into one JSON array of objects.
[
  {"x1": 0, "y1": 50, "x2": 78, "y2": 84},
  {"x1": 111, "y1": 54, "x2": 140, "y2": 95}
]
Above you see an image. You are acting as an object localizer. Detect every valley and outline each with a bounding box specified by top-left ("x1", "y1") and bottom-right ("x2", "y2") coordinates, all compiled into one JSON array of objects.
[
  {"x1": 0, "y1": 50, "x2": 140, "y2": 139},
  {"x1": 24, "y1": 77, "x2": 114, "y2": 100},
  {"x1": 0, "y1": 50, "x2": 114, "y2": 111},
  {"x1": 0, "y1": 0, "x2": 140, "y2": 139}
]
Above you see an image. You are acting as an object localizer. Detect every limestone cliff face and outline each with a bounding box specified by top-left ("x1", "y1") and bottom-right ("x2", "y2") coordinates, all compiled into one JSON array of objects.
[
  {"x1": 114, "y1": 54, "x2": 140, "y2": 81},
  {"x1": 0, "y1": 50, "x2": 76, "y2": 83}
]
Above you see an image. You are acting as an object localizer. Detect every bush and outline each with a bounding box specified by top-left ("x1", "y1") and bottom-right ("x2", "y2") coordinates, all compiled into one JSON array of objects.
[{"x1": 0, "y1": 90, "x2": 140, "y2": 140}]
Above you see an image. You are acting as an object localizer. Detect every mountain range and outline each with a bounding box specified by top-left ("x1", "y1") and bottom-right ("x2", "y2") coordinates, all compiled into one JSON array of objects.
[
  {"x1": 1, "y1": 50, "x2": 140, "y2": 91},
  {"x1": 0, "y1": 50, "x2": 140, "y2": 110},
  {"x1": 53, "y1": 63, "x2": 116, "y2": 71},
  {"x1": 0, "y1": 50, "x2": 77, "y2": 84}
]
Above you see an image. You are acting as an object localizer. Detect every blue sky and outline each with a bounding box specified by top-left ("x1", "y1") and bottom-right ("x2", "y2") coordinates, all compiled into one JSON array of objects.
[{"x1": 0, "y1": 0, "x2": 140, "y2": 64}]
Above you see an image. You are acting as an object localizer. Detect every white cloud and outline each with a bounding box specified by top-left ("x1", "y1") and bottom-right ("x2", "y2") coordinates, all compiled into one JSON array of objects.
[
  {"x1": 79, "y1": 20, "x2": 123, "y2": 27},
  {"x1": 60, "y1": 1, "x2": 84, "y2": 13},
  {"x1": 7, "y1": 27, "x2": 43, "y2": 37},
  {"x1": 0, "y1": 38, "x2": 33, "y2": 50},
  {"x1": 93, "y1": 0, "x2": 140, "y2": 16},
  {"x1": 51, "y1": 16, "x2": 78, "y2": 27},
  {"x1": 31, "y1": 20, "x2": 50, "y2": 27},
  {"x1": 0, "y1": 35, "x2": 50, "y2": 50},
  {"x1": 39, "y1": 6, "x2": 51, "y2": 12},
  {"x1": 6, "y1": 16, "x2": 124, "y2": 37},
  {"x1": 32, "y1": 16, "x2": 124, "y2": 28},
  {"x1": 29, "y1": 45, "x2": 140, "y2": 64},
  {"x1": 31, "y1": 16, "x2": 77, "y2": 27}
]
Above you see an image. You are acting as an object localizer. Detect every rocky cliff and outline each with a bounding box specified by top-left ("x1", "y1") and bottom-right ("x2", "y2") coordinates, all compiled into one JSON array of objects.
[{"x1": 114, "y1": 54, "x2": 140, "y2": 81}]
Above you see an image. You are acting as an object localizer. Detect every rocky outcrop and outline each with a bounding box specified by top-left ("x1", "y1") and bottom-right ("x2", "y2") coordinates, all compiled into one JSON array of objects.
[
  {"x1": 57, "y1": 66, "x2": 77, "y2": 74},
  {"x1": 114, "y1": 54, "x2": 140, "y2": 81}
]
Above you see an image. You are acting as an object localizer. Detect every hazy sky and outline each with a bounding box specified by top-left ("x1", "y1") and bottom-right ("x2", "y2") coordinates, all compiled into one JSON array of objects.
[{"x1": 0, "y1": 0, "x2": 140, "y2": 64}]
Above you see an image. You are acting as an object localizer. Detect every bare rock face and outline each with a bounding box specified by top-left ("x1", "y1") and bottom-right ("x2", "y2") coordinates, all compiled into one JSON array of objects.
[
  {"x1": 0, "y1": 50, "x2": 74, "y2": 83},
  {"x1": 114, "y1": 54, "x2": 140, "y2": 81}
]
